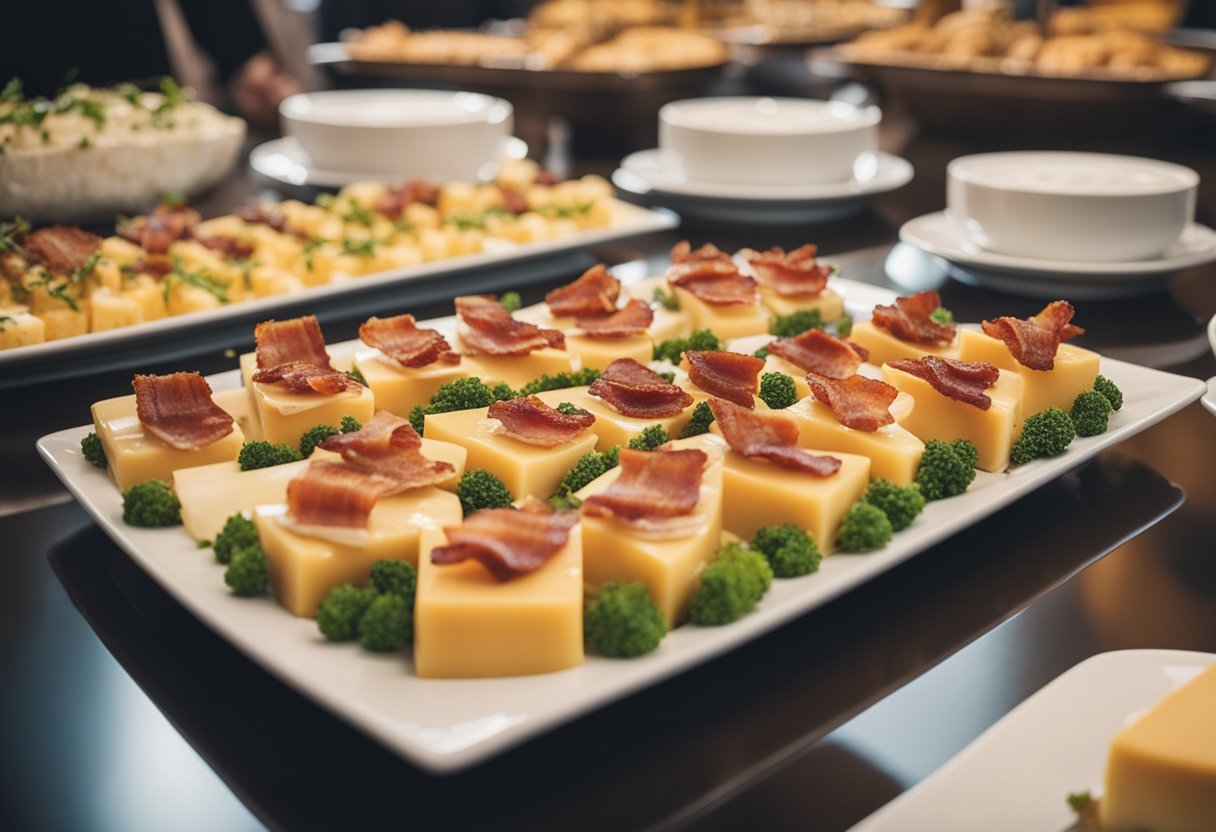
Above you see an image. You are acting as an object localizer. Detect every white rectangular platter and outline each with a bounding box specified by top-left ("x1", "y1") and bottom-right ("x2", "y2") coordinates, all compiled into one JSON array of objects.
[
  {"x1": 850, "y1": 649, "x2": 1216, "y2": 831},
  {"x1": 36, "y1": 277, "x2": 1206, "y2": 774}
]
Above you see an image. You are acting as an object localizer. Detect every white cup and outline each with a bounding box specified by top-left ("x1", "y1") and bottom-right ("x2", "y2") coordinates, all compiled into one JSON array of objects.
[
  {"x1": 658, "y1": 97, "x2": 880, "y2": 187},
  {"x1": 947, "y1": 151, "x2": 1198, "y2": 263},
  {"x1": 280, "y1": 89, "x2": 513, "y2": 179}
]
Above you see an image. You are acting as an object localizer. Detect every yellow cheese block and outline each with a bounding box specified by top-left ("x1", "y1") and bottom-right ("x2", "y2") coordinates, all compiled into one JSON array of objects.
[
  {"x1": 762, "y1": 354, "x2": 813, "y2": 401},
  {"x1": 414, "y1": 524, "x2": 584, "y2": 678},
  {"x1": 457, "y1": 345, "x2": 580, "y2": 390},
  {"x1": 174, "y1": 459, "x2": 309, "y2": 543},
  {"x1": 533, "y1": 386, "x2": 692, "y2": 453},
  {"x1": 759, "y1": 287, "x2": 845, "y2": 321},
  {"x1": 254, "y1": 487, "x2": 462, "y2": 618},
  {"x1": 422, "y1": 405, "x2": 598, "y2": 500},
  {"x1": 882, "y1": 363, "x2": 1024, "y2": 472},
  {"x1": 1100, "y1": 663, "x2": 1216, "y2": 832},
  {"x1": 564, "y1": 334, "x2": 654, "y2": 371},
  {"x1": 211, "y1": 387, "x2": 262, "y2": 442},
  {"x1": 88, "y1": 288, "x2": 143, "y2": 333},
  {"x1": 238, "y1": 351, "x2": 375, "y2": 447},
  {"x1": 850, "y1": 320, "x2": 960, "y2": 367},
  {"x1": 786, "y1": 396, "x2": 924, "y2": 487},
  {"x1": 91, "y1": 394, "x2": 245, "y2": 492},
  {"x1": 574, "y1": 441, "x2": 724, "y2": 626},
  {"x1": 352, "y1": 348, "x2": 475, "y2": 419},
  {"x1": 671, "y1": 284, "x2": 770, "y2": 340},
  {"x1": 621, "y1": 278, "x2": 693, "y2": 342},
  {"x1": 683, "y1": 433, "x2": 870, "y2": 554},
  {"x1": 957, "y1": 329, "x2": 1100, "y2": 418},
  {"x1": 0, "y1": 308, "x2": 45, "y2": 348}
]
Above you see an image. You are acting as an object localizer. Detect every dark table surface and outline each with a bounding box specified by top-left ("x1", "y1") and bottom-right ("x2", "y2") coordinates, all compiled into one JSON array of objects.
[{"x1": 3, "y1": 90, "x2": 1216, "y2": 832}]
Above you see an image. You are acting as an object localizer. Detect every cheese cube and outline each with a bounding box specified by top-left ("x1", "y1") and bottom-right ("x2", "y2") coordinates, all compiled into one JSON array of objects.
[
  {"x1": 238, "y1": 352, "x2": 375, "y2": 448},
  {"x1": 89, "y1": 288, "x2": 143, "y2": 332},
  {"x1": 457, "y1": 345, "x2": 581, "y2": 391},
  {"x1": 175, "y1": 459, "x2": 309, "y2": 542},
  {"x1": 762, "y1": 354, "x2": 812, "y2": 401},
  {"x1": 1100, "y1": 663, "x2": 1216, "y2": 832},
  {"x1": 850, "y1": 320, "x2": 959, "y2": 367},
  {"x1": 353, "y1": 348, "x2": 475, "y2": 419},
  {"x1": 882, "y1": 363, "x2": 1024, "y2": 472},
  {"x1": 211, "y1": 387, "x2": 262, "y2": 442},
  {"x1": 575, "y1": 441, "x2": 723, "y2": 626},
  {"x1": 123, "y1": 277, "x2": 168, "y2": 321},
  {"x1": 91, "y1": 394, "x2": 245, "y2": 492},
  {"x1": 422, "y1": 405, "x2": 598, "y2": 500},
  {"x1": 671, "y1": 285, "x2": 770, "y2": 340},
  {"x1": 759, "y1": 287, "x2": 845, "y2": 322},
  {"x1": 0, "y1": 308, "x2": 45, "y2": 349},
  {"x1": 533, "y1": 387, "x2": 692, "y2": 453},
  {"x1": 957, "y1": 329, "x2": 1100, "y2": 418},
  {"x1": 254, "y1": 487, "x2": 462, "y2": 618},
  {"x1": 39, "y1": 308, "x2": 88, "y2": 341},
  {"x1": 564, "y1": 335, "x2": 654, "y2": 372},
  {"x1": 414, "y1": 524, "x2": 584, "y2": 678},
  {"x1": 786, "y1": 396, "x2": 924, "y2": 487}
]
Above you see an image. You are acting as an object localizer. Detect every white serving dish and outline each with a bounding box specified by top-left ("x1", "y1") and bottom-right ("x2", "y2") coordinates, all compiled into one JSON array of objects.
[
  {"x1": 658, "y1": 97, "x2": 880, "y2": 187},
  {"x1": 37, "y1": 282, "x2": 1205, "y2": 774},
  {"x1": 947, "y1": 151, "x2": 1198, "y2": 263},
  {"x1": 280, "y1": 89, "x2": 513, "y2": 179}
]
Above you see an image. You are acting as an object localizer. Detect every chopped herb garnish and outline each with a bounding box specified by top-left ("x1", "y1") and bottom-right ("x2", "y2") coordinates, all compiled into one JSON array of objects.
[
  {"x1": 77, "y1": 136, "x2": 89, "y2": 149},
  {"x1": 342, "y1": 201, "x2": 375, "y2": 227},
  {"x1": 0, "y1": 77, "x2": 23, "y2": 103},
  {"x1": 652, "y1": 287, "x2": 679, "y2": 311},
  {"x1": 0, "y1": 217, "x2": 31, "y2": 255},
  {"x1": 302, "y1": 238, "x2": 323, "y2": 271},
  {"x1": 392, "y1": 219, "x2": 415, "y2": 234},
  {"x1": 340, "y1": 238, "x2": 378, "y2": 257},
  {"x1": 69, "y1": 250, "x2": 101, "y2": 283},
  {"x1": 314, "y1": 193, "x2": 335, "y2": 210},
  {"x1": 165, "y1": 256, "x2": 229, "y2": 304}
]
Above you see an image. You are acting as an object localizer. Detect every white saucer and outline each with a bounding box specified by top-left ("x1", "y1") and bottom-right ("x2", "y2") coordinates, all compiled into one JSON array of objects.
[
  {"x1": 249, "y1": 136, "x2": 528, "y2": 190},
  {"x1": 612, "y1": 149, "x2": 912, "y2": 225},
  {"x1": 899, "y1": 211, "x2": 1216, "y2": 299}
]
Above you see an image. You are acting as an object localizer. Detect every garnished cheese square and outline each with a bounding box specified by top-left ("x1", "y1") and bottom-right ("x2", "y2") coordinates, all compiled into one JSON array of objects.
[
  {"x1": 622, "y1": 279, "x2": 693, "y2": 342},
  {"x1": 881, "y1": 363, "x2": 1024, "y2": 472},
  {"x1": 574, "y1": 441, "x2": 723, "y2": 626},
  {"x1": 786, "y1": 396, "x2": 924, "y2": 487},
  {"x1": 458, "y1": 345, "x2": 581, "y2": 390},
  {"x1": 850, "y1": 320, "x2": 960, "y2": 367},
  {"x1": 564, "y1": 334, "x2": 654, "y2": 372},
  {"x1": 422, "y1": 405, "x2": 598, "y2": 500},
  {"x1": 253, "y1": 487, "x2": 462, "y2": 618},
  {"x1": 352, "y1": 348, "x2": 475, "y2": 419},
  {"x1": 762, "y1": 354, "x2": 813, "y2": 401},
  {"x1": 0, "y1": 308, "x2": 45, "y2": 349},
  {"x1": 533, "y1": 386, "x2": 693, "y2": 453},
  {"x1": 759, "y1": 286, "x2": 845, "y2": 322},
  {"x1": 671, "y1": 285, "x2": 771, "y2": 340},
  {"x1": 91, "y1": 394, "x2": 245, "y2": 492},
  {"x1": 238, "y1": 351, "x2": 375, "y2": 448},
  {"x1": 1100, "y1": 663, "x2": 1216, "y2": 832},
  {"x1": 414, "y1": 524, "x2": 584, "y2": 678},
  {"x1": 957, "y1": 329, "x2": 1100, "y2": 418}
]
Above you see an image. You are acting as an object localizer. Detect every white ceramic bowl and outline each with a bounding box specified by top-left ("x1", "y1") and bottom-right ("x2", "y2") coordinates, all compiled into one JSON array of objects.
[
  {"x1": 947, "y1": 151, "x2": 1198, "y2": 263},
  {"x1": 280, "y1": 89, "x2": 513, "y2": 179},
  {"x1": 658, "y1": 97, "x2": 880, "y2": 187}
]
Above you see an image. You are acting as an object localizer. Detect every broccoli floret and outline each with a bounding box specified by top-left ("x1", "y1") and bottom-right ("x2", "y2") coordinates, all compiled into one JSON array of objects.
[
  {"x1": 915, "y1": 439, "x2": 978, "y2": 501},
  {"x1": 555, "y1": 401, "x2": 580, "y2": 415},
  {"x1": 929, "y1": 306, "x2": 954, "y2": 325},
  {"x1": 834, "y1": 314, "x2": 853, "y2": 337},
  {"x1": 680, "y1": 400, "x2": 715, "y2": 438},
  {"x1": 948, "y1": 438, "x2": 979, "y2": 471},
  {"x1": 553, "y1": 447, "x2": 620, "y2": 497},
  {"x1": 370, "y1": 559, "x2": 416, "y2": 601},
  {"x1": 122, "y1": 480, "x2": 181, "y2": 527},
  {"x1": 861, "y1": 479, "x2": 925, "y2": 532},
  {"x1": 517, "y1": 368, "x2": 601, "y2": 396},
  {"x1": 652, "y1": 286, "x2": 679, "y2": 311},
  {"x1": 601, "y1": 445, "x2": 621, "y2": 468},
  {"x1": 758, "y1": 372, "x2": 798, "y2": 410},
  {"x1": 300, "y1": 424, "x2": 340, "y2": 457},
  {"x1": 499, "y1": 291, "x2": 522, "y2": 312},
  {"x1": 238, "y1": 440, "x2": 302, "y2": 471},
  {"x1": 652, "y1": 329, "x2": 720, "y2": 364},
  {"x1": 753, "y1": 345, "x2": 769, "y2": 360},
  {"x1": 359, "y1": 594, "x2": 410, "y2": 651},
  {"x1": 548, "y1": 492, "x2": 583, "y2": 511},
  {"x1": 408, "y1": 405, "x2": 428, "y2": 434},
  {"x1": 584, "y1": 581, "x2": 667, "y2": 658},
  {"x1": 1071, "y1": 389, "x2": 1113, "y2": 438},
  {"x1": 491, "y1": 381, "x2": 517, "y2": 401},
  {"x1": 457, "y1": 469, "x2": 514, "y2": 515},
  {"x1": 836, "y1": 502, "x2": 893, "y2": 552},
  {"x1": 340, "y1": 415, "x2": 362, "y2": 433},
  {"x1": 689, "y1": 543, "x2": 773, "y2": 626},
  {"x1": 213, "y1": 512, "x2": 258, "y2": 565},
  {"x1": 81, "y1": 432, "x2": 107, "y2": 469},
  {"x1": 751, "y1": 524, "x2": 820, "y2": 578},
  {"x1": 224, "y1": 543, "x2": 268, "y2": 596},
  {"x1": 657, "y1": 370, "x2": 676, "y2": 383},
  {"x1": 346, "y1": 366, "x2": 368, "y2": 386},
  {"x1": 627, "y1": 424, "x2": 670, "y2": 451},
  {"x1": 316, "y1": 583, "x2": 376, "y2": 641},
  {"x1": 1093, "y1": 374, "x2": 1123, "y2": 411},
  {"x1": 770, "y1": 308, "x2": 824, "y2": 338},
  {"x1": 410, "y1": 376, "x2": 508, "y2": 434},
  {"x1": 1011, "y1": 407, "x2": 1075, "y2": 465}
]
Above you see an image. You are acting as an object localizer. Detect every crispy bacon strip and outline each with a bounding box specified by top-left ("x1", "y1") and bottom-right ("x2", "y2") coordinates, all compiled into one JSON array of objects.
[
  {"x1": 194, "y1": 234, "x2": 255, "y2": 260},
  {"x1": 359, "y1": 314, "x2": 455, "y2": 368},
  {"x1": 768, "y1": 329, "x2": 868, "y2": 379},
  {"x1": 237, "y1": 203, "x2": 286, "y2": 231},
  {"x1": 317, "y1": 411, "x2": 454, "y2": 492},
  {"x1": 888, "y1": 356, "x2": 1000, "y2": 410},
  {"x1": 252, "y1": 361, "x2": 358, "y2": 396},
  {"x1": 431, "y1": 498, "x2": 578, "y2": 581},
  {"x1": 981, "y1": 301, "x2": 1085, "y2": 372},
  {"x1": 806, "y1": 373, "x2": 899, "y2": 432},
  {"x1": 870, "y1": 291, "x2": 956, "y2": 346},
  {"x1": 133, "y1": 372, "x2": 235, "y2": 451},
  {"x1": 455, "y1": 295, "x2": 566, "y2": 355},
  {"x1": 588, "y1": 358, "x2": 694, "y2": 418},
  {"x1": 709, "y1": 398, "x2": 841, "y2": 476},
  {"x1": 487, "y1": 396, "x2": 595, "y2": 447},
  {"x1": 287, "y1": 461, "x2": 395, "y2": 529},
  {"x1": 131, "y1": 254, "x2": 173, "y2": 278},
  {"x1": 685, "y1": 350, "x2": 764, "y2": 408},
  {"x1": 667, "y1": 242, "x2": 757, "y2": 307},
  {"x1": 375, "y1": 179, "x2": 441, "y2": 216},
  {"x1": 738, "y1": 244, "x2": 833, "y2": 297},
  {"x1": 575, "y1": 299, "x2": 653, "y2": 339},
  {"x1": 255, "y1": 315, "x2": 333, "y2": 371},
  {"x1": 582, "y1": 448, "x2": 706, "y2": 528},
  {"x1": 500, "y1": 187, "x2": 528, "y2": 215},
  {"x1": 118, "y1": 203, "x2": 201, "y2": 254},
  {"x1": 546, "y1": 264, "x2": 621, "y2": 319},
  {"x1": 22, "y1": 226, "x2": 102, "y2": 275}
]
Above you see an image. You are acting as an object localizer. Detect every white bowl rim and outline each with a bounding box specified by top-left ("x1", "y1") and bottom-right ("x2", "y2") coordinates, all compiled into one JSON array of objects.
[
  {"x1": 948, "y1": 151, "x2": 1199, "y2": 197},
  {"x1": 279, "y1": 89, "x2": 512, "y2": 129},
  {"x1": 659, "y1": 96, "x2": 881, "y2": 135}
]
